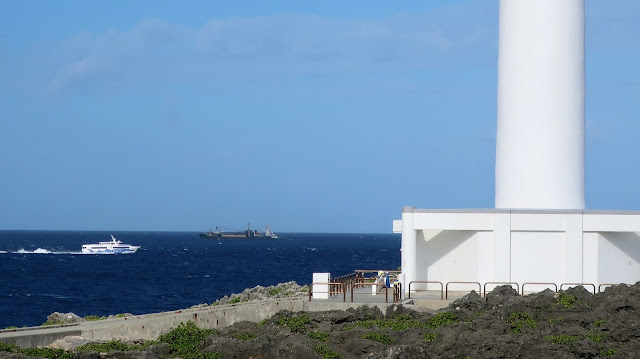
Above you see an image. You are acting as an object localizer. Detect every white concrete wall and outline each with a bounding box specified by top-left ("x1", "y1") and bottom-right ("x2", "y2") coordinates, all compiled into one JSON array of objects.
[
  {"x1": 401, "y1": 210, "x2": 640, "y2": 294},
  {"x1": 511, "y1": 231, "x2": 565, "y2": 285},
  {"x1": 598, "y1": 232, "x2": 640, "y2": 285},
  {"x1": 414, "y1": 230, "x2": 492, "y2": 291}
]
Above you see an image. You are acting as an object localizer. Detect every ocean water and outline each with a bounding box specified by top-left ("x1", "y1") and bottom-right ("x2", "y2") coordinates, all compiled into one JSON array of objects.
[{"x1": 0, "y1": 231, "x2": 400, "y2": 328}]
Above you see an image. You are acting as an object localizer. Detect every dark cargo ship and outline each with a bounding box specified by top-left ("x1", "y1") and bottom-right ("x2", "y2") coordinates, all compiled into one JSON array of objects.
[{"x1": 199, "y1": 224, "x2": 278, "y2": 239}]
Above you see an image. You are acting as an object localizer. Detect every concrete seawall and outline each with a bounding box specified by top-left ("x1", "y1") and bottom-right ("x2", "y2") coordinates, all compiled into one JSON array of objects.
[{"x1": 0, "y1": 298, "x2": 450, "y2": 348}]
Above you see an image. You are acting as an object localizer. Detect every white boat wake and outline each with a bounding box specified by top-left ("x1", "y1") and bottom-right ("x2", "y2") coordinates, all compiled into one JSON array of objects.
[{"x1": 3, "y1": 248, "x2": 85, "y2": 255}]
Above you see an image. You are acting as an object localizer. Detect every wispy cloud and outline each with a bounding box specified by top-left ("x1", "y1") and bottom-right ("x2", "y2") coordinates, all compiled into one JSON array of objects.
[{"x1": 47, "y1": 2, "x2": 498, "y2": 95}]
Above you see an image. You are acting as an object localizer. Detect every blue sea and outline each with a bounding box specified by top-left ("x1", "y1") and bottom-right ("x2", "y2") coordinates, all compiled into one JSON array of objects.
[{"x1": 0, "y1": 231, "x2": 400, "y2": 328}]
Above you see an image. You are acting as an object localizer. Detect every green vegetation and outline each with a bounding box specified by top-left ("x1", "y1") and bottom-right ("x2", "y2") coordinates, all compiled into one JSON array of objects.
[
  {"x1": 0, "y1": 343, "x2": 71, "y2": 359},
  {"x1": 545, "y1": 335, "x2": 579, "y2": 345},
  {"x1": 599, "y1": 348, "x2": 619, "y2": 356},
  {"x1": 229, "y1": 296, "x2": 247, "y2": 304},
  {"x1": 548, "y1": 318, "x2": 563, "y2": 323},
  {"x1": 345, "y1": 312, "x2": 459, "y2": 332},
  {"x1": 158, "y1": 321, "x2": 220, "y2": 359},
  {"x1": 308, "y1": 331, "x2": 330, "y2": 342},
  {"x1": 315, "y1": 344, "x2": 341, "y2": 359},
  {"x1": 277, "y1": 314, "x2": 311, "y2": 333},
  {"x1": 41, "y1": 320, "x2": 64, "y2": 326},
  {"x1": 3, "y1": 326, "x2": 18, "y2": 329},
  {"x1": 232, "y1": 332, "x2": 257, "y2": 341},
  {"x1": 586, "y1": 331, "x2": 607, "y2": 342},
  {"x1": 557, "y1": 293, "x2": 578, "y2": 308},
  {"x1": 258, "y1": 319, "x2": 268, "y2": 327},
  {"x1": 594, "y1": 320, "x2": 607, "y2": 327},
  {"x1": 115, "y1": 313, "x2": 127, "y2": 318},
  {"x1": 506, "y1": 312, "x2": 537, "y2": 333},
  {"x1": 427, "y1": 312, "x2": 459, "y2": 328},
  {"x1": 83, "y1": 315, "x2": 106, "y2": 321},
  {"x1": 76, "y1": 340, "x2": 158, "y2": 352},
  {"x1": 268, "y1": 287, "x2": 285, "y2": 296},
  {"x1": 424, "y1": 332, "x2": 438, "y2": 342},
  {"x1": 361, "y1": 332, "x2": 395, "y2": 345},
  {"x1": 0, "y1": 342, "x2": 18, "y2": 352}
]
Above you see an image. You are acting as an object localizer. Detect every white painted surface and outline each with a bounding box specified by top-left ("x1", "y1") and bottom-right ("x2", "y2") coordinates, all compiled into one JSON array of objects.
[
  {"x1": 598, "y1": 233, "x2": 640, "y2": 285},
  {"x1": 495, "y1": 0, "x2": 585, "y2": 209},
  {"x1": 396, "y1": 210, "x2": 640, "y2": 293},
  {"x1": 511, "y1": 231, "x2": 565, "y2": 284},
  {"x1": 392, "y1": 220, "x2": 403, "y2": 233},
  {"x1": 312, "y1": 273, "x2": 330, "y2": 299},
  {"x1": 401, "y1": 209, "x2": 417, "y2": 288}
]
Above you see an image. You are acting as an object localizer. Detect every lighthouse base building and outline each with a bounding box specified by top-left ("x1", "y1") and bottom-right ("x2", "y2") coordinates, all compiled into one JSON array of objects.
[
  {"x1": 393, "y1": 209, "x2": 640, "y2": 293},
  {"x1": 394, "y1": 0, "x2": 640, "y2": 295}
]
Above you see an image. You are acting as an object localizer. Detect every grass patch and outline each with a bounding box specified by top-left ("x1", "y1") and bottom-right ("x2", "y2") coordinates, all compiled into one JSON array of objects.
[
  {"x1": 308, "y1": 331, "x2": 330, "y2": 342},
  {"x1": 556, "y1": 293, "x2": 578, "y2": 308},
  {"x1": 18, "y1": 347, "x2": 71, "y2": 359},
  {"x1": 344, "y1": 312, "x2": 458, "y2": 332},
  {"x1": 76, "y1": 340, "x2": 158, "y2": 352},
  {"x1": 361, "y1": 332, "x2": 395, "y2": 345},
  {"x1": 83, "y1": 315, "x2": 107, "y2": 321},
  {"x1": 545, "y1": 335, "x2": 579, "y2": 345},
  {"x1": 277, "y1": 314, "x2": 310, "y2": 333},
  {"x1": 600, "y1": 348, "x2": 619, "y2": 356},
  {"x1": 41, "y1": 320, "x2": 65, "y2": 326},
  {"x1": 594, "y1": 320, "x2": 607, "y2": 327},
  {"x1": 507, "y1": 312, "x2": 537, "y2": 333},
  {"x1": 268, "y1": 287, "x2": 285, "y2": 296},
  {"x1": 0, "y1": 342, "x2": 18, "y2": 352},
  {"x1": 586, "y1": 332, "x2": 607, "y2": 342},
  {"x1": 3, "y1": 326, "x2": 18, "y2": 330},
  {"x1": 232, "y1": 332, "x2": 257, "y2": 341},
  {"x1": 424, "y1": 332, "x2": 438, "y2": 342},
  {"x1": 229, "y1": 297, "x2": 247, "y2": 304},
  {"x1": 158, "y1": 321, "x2": 220, "y2": 359},
  {"x1": 427, "y1": 312, "x2": 459, "y2": 328},
  {"x1": 315, "y1": 344, "x2": 341, "y2": 359},
  {"x1": 258, "y1": 319, "x2": 268, "y2": 327}
]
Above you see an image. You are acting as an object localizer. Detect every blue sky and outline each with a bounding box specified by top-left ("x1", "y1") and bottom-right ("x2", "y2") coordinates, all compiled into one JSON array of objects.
[{"x1": 1, "y1": 1, "x2": 638, "y2": 233}]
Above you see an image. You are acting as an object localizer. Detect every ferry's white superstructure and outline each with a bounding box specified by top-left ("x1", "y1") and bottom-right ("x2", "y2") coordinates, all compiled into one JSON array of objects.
[{"x1": 81, "y1": 235, "x2": 140, "y2": 254}]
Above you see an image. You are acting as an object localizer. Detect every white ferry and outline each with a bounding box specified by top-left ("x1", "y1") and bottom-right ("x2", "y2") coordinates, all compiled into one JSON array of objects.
[{"x1": 81, "y1": 235, "x2": 140, "y2": 254}]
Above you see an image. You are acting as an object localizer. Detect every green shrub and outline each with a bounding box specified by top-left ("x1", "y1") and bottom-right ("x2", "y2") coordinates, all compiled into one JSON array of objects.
[
  {"x1": 19, "y1": 347, "x2": 71, "y2": 359},
  {"x1": 586, "y1": 332, "x2": 606, "y2": 342},
  {"x1": 545, "y1": 335, "x2": 579, "y2": 345},
  {"x1": 507, "y1": 312, "x2": 537, "y2": 333},
  {"x1": 0, "y1": 342, "x2": 18, "y2": 352},
  {"x1": 83, "y1": 315, "x2": 106, "y2": 321},
  {"x1": 600, "y1": 348, "x2": 619, "y2": 356},
  {"x1": 268, "y1": 287, "x2": 284, "y2": 296},
  {"x1": 76, "y1": 340, "x2": 158, "y2": 352},
  {"x1": 361, "y1": 332, "x2": 395, "y2": 345},
  {"x1": 426, "y1": 312, "x2": 459, "y2": 328},
  {"x1": 308, "y1": 331, "x2": 330, "y2": 342},
  {"x1": 158, "y1": 321, "x2": 219, "y2": 359},
  {"x1": 424, "y1": 332, "x2": 438, "y2": 342},
  {"x1": 229, "y1": 297, "x2": 244, "y2": 304},
  {"x1": 232, "y1": 332, "x2": 257, "y2": 341},
  {"x1": 277, "y1": 314, "x2": 310, "y2": 333},
  {"x1": 41, "y1": 320, "x2": 64, "y2": 326},
  {"x1": 594, "y1": 320, "x2": 606, "y2": 327},
  {"x1": 3, "y1": 326, "x2": 18, "y2": 330},
  {"x1": 557, "y1": 293, "x2": 578, "y2": 308},
  {"x1": 315, "y1": 344, "x2": 341, "y2": 359},
  {"x1": 258, "y1": 319, "x2": 268, "y2": 327}
]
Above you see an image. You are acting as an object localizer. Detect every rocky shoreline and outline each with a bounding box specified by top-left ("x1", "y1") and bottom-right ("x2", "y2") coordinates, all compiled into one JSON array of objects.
[{"x1": 2, "y1": 282, "x2": 640, "y2": 358}]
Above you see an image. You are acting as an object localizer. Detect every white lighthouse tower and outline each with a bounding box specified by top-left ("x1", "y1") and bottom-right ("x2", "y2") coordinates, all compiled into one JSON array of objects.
[
  {"x1": 496, "y1": 0, "x2": 585, "y2": 210},
  {"x1": 394, "y1": 0, "x2": 640, "y2": 295}
]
